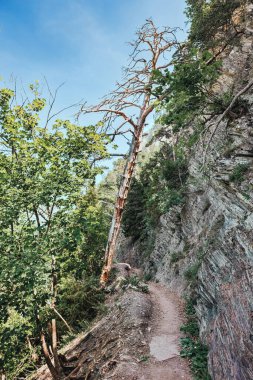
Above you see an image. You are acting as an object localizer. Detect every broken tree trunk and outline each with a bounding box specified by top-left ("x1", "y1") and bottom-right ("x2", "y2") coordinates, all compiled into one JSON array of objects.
[{"x1": 100, "y1": 116, "x2": 146, "y2": 285}]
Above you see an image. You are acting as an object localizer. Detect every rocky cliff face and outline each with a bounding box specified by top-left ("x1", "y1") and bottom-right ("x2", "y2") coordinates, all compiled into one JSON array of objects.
[{"x1": 118, "y1": 4, "x2": 253, "y2": 379}]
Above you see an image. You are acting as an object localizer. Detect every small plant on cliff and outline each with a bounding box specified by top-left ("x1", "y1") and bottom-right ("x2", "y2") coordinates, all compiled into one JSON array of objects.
[
  {"x1": 170, "y1": 251, "x2": 185, "y2": 265},
  {"x1": 154, "y1": 48, "x2": 221, "y2": 133},
  {"x1": 210, "y1": 91, "x2": 250, "y2": 119},
  {"x1": 229, "y1": 163, "x2": 249, "y2": 183},
  {"x1": 184, "y1": 262, "x2": 201, "y2": 283},
  {"x1": 180, "y1": 337, "x2": 210, "y2": 380}
]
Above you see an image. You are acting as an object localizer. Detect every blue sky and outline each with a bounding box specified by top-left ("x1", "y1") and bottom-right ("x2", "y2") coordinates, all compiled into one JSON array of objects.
[
  {"x1": 0, "y1": 0, "x2": 187, "y2": 164},
  {"x1": 0, "y1": 0, "x2": 187, "y2": 109}
]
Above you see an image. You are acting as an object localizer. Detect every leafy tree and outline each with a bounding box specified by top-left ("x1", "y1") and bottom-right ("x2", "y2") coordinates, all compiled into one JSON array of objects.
[{"x1": 0, "y1": 84, "x2": 110, "y2": 377}]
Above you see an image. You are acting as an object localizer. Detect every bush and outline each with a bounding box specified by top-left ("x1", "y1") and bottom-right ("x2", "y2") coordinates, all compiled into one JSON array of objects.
[
  {"x1": 229, "y1": 163, "x2": 249, "y2": 183},
  {"x1": 210, "y1": 91, "x2": 249, "y2": 118},
  {"x1": 170, "y1": 251, "x2": 185, "y2": 264},
  {"x1": 154, "y1": 48, "x2": 221, "y2": 133},
  {"x1": 122, "y1": 275, "x2": 149, "y2": 293},
  {"x1": 184, "y1": 262, "x2": 201, "y2": 282},
  {"x1": 0, "y1": 308, "x2": 36, "y2": 378},
  {"x1": 122, "y1": 144, "x2": 188, "y2": 247},
  {"x1": 180, "y1": 337, "x2": 211, "y2": 380},
  {"x1": 180, "y1": 320, "x2": 199, "y2": 337},
  {"x1": 57, "y1": 275, "x2": 105, "y2": 332},
  {"x1": 180, "y1": 297, "x2": 211, "y2": 380},
  {"x1": 121, "y1": 178, "x2": 146, "y2": 240}
]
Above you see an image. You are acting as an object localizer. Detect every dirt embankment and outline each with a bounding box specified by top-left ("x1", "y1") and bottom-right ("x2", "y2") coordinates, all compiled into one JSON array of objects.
[{"x1": 34, "y1": 282, "x2": 191, "y2": 380}]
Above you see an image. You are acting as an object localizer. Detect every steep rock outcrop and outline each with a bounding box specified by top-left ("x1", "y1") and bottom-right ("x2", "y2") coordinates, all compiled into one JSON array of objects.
[{"x1": 118, "y1": 4, "x2": 253, "y2": 379}]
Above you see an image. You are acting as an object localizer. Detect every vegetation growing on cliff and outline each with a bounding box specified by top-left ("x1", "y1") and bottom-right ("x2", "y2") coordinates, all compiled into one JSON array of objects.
[
  {"x1": 153, "y1": 49, "x2": 221, "y2": 133},
  {"x1": 180, "y1": 298, "x2": 211, "y2": 380},
  {"x1": 185, "y1": 0, "x2": 246, "y2": 47},
  {"x1": 122, "y1": 144, "x2": 188, "y2": 242}
]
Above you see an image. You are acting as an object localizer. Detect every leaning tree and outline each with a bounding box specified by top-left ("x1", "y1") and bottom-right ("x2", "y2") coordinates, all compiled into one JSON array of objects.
[{"x1": 81, "y1": 19, "x2": 179, "y2": 285}]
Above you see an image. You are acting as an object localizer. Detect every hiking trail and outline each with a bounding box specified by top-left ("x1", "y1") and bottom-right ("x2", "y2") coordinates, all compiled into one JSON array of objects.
[{"x1": 137, "y1": 282, "x2": 192, "y2": 380}]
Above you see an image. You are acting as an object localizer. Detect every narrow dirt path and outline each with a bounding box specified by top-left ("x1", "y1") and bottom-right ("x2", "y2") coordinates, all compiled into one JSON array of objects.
[
  {"x1": 139, "y1": 282, "x2": 192, "y2": 380},
  {"x1": 34, "y1": 281, "x2": 192, "y2": 380}
]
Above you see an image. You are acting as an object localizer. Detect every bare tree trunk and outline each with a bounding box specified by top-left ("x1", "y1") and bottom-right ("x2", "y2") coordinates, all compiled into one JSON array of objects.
[
  {"x1": 100, "y1": 123, "x2": 145, "y2": 284},
  {"x1": 41, "y1": 332, "x2": 61, "y2": 380},
  {"x1": 52, "y1": 319, "x2": 62, "y2": 377}
]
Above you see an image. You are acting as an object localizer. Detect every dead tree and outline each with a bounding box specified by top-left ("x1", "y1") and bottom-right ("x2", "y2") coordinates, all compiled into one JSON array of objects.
[{"x1": 81, "y1": 19, "x2": 179, "y2": 285}]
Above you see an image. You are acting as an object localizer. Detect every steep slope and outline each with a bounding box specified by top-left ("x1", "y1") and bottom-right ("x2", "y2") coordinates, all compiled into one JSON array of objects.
[{"x1": 118, "y1": 3, "x2": 253, "y2": 379}]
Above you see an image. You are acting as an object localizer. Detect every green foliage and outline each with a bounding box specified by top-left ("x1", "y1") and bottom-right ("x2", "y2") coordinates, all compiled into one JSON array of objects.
[
  {"x1": 0, "y1": 84, "x2": 111, "y2": 376},
  {"x1": 180, "y1": 298, "x2": 211, "y2": 380},
  {"x1": 153, "y1": 1, "x2": 246, "y2": 142},
  {"x1": 180, "y1": 320, "x2": 199, "y2": 337},
  {"x1": 122, "y1": 275, "x2": 149, "y2": 293},
  {"x1": 185, "y1": 297, "x2": 197, "y2": 317},
  {"x1": 143, "y1": 272, "x2": 153, "y2": 282},
  {"x1": 138, "y1": 355, "x2": 149, "y2": 362},
  {"x1": 57, "y1": 275, "x2": 105, "y2": 332},
  {"x1": 184, "y1": 262, "x2": 201, "y2": 283},
  {"x1": 185, "y1": 0, "x2": 245, "y2": 47},
  {"x1": 170, "y1": 251, "x2": 185, "y2": 264},
  {"x1": 186, "y1": 122, "x2": 206, "y2": 149},
  {"x1": 122, "y1": 144, "x2": 188, "y2": 244},
  {"x1": 229, "y1": 163, "x2": 249, "y2": 183},
  {"x1": 121, "y1": 178, "x2": 146, "y2": 240},
  {"x1": 180, "y1": 337, "x2": 211, "y2": 380},
  {"x1": 0, "y1": 308, "x2": 34, "y2": 378},
  {"x1": 154, "y1": 48, "x2": 221, "y2": 133},
  {"x1": 210, "y1": 91, "x2": 250, "y2": 118}
]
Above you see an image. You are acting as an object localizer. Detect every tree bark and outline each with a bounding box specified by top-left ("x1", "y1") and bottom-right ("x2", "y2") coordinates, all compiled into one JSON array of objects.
[
  {"x1": 100, "y1": 104, "x2": 149, "y2": 285},
  {"x1": 41, "y1": 332, "x2": 61, "y2": 380}
]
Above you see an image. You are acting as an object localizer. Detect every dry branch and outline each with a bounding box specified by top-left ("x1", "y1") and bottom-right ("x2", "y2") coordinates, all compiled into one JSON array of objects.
[
  {"x1": 52, "y1": 319, "x2": 62, "y2": 377},
  {"x1": 41, "y1": 332, "x2": 60, "y2": 380}
]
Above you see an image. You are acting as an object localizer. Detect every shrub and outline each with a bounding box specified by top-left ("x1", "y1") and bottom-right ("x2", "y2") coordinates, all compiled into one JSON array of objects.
[
  {"x1": 0, "y1": 308, "x2": 35, "y2": 378},
  {"x1": 210, "y1": 91, "x2": 249, "y2": 118},
  {"x1": 121, "y1": 178, "x2": 146, "y2": 240},
  {"x1": 180, "y1": 337, "x2": 211, "y2": 380},
  {"x1": 184, "y1": 262, "x2": 201, "y2": 282},
  {"x1": 229, "y1": 163, "x2": 249, "y2": 183},
  {"x1": 57, "y1": 275, "x2": 105, "y2": 332},
  {"x1": 122, "y1": 144, "x2": 188, "y2": 249},
  {"x1": 122, "y1": 275, "x2": 149, "y2": 293},
  {"x1": 170, "y1": 251, "x2": 185, "y2": 264},
  {"x1": 180, "y1": 320, "x2": 199, "y2": 336},
  {"x1": 185, "y1": 0, "x2": 245, "y2": 47},
  {"x1": 143, "y1": 272, "x2": 153, "y2": 282},
  {"x1": 180, "y1": 297, "x2": 211, "y2": 380}
]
